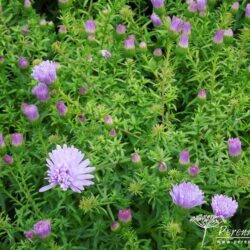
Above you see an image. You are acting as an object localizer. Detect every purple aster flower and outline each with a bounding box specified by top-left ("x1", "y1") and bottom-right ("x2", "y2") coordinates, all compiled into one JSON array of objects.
[
  {"x1": 21, "y1": 25, "x2": 29, "y2": 35},
  {"x1": 21, "y1": 103, "x2": 39, "y2": 121},
  {"x1": 151, "y1": 0, "x2": 164, "y2": 9},
  {"x1": 213, "y1": 30, "x2": 224, "y2": 44},
  {"x1": 245, "y1": 4, "x2": 250, "y2": 18},
  {"x1": 228, "y1": 138, "x2": 241, "y2": 157},
  {"x1": 85, "y1": 20, "x2": 96, "y2": 33},
  {"x1": 11, "y1": 133, "x2": 23, "y2": 146},
  {"x1": 159, "y1": 162, "x2": 167, "y2": 172},
  {"x1": 32, "y1": 83, "x2": 50, "y2": 102},
  {"x1": 211, "y1": 195, "x2": 238, "y2": 219},
  {"x1": 110, "y1": 128, "x2": 117, "y2": 137},
  {"x1": 118, "y1": 209, "x2": 132, "y2": 223},
  {"x1": 188, "y1": 164, "x2": 199, "y2": 176},
  {"x1": 197, "y1": 0, "x2": 207, "y2": 12},
  {"x1": 58, "y1": 25, "x2": 67, "y2": 33},
  {"x1": 105, "y1": 115, "x2": 113, "y2": 125},
  {"x1": 179, "y1": 150, "x2": 190, "y2": 165},
  {"x1": 231, "y1": 2, "x2": 239, "y2": 11},
  {"x1": 131, "y1": 153, "x2": 141, "y2": 164},
  {"x1": 24, "y1": 0, "x2": 31, "y2": 8},
  {"x1": 170, "y1": 16, "x2": 183, "y2": 33},
  {"x1": 124, "y1": 35, "x2": 135, "y2": 50},
  {"x1": 153, "y1": 48, "x2": 163, "y2": 57},
  {"x1": 3, "y1": 155, "x2": 13, "y2": 165},
  {"x1": 111, "y1": 221, "x2": 120, "y2": 231},
  {"x1": 170, "y1": 182, "x2": 205, "y2": 209},
  {"x1": 188, "y1": 2, "x2": 198, "y2": 12},
  {"x1": 56, "y1": 101, "x2": 67, "y2": 116},
  {"x1": 183, "y1": 22, "x2": 191, "y2": 35},
  {"x1": 18, "y1": 57, "x2": 29, "y2": 69},
  {"x1": 39, "y1": 144, "x2": 95, "y2": 192},
  {"x1": 79, "y1": 86, "x2": 87, "y2": 95},
  {"x1": 179, "y1": 35, "x2": 189, "y2": 48},
  {"x1": 0, "y1": 133, "x2": 5, "y2": 148},
  {"x1": 101, "y1": 50, "x2": 112, "y2": 59},
  {"x1": 34, "y1": 220, "x2": 51, "y2": 238},
  {"x1": 224, "y1": 28, "x2": 233, "y2": 37},
  {"x1": 24, "y1": 230, "x2": 34, "y2": 240},
  {"x1": 151, "y1": 13, "x2": 163, "y2": 27},
  {"x1": 32, "y1": 60, "x2": 57, "y2": 84},
  {"x1": 116, "y1": 24, "x2": 126, "y2": 34},
  {"x1": 198, "y1": 89, "x2": 206, "y2": 100}
]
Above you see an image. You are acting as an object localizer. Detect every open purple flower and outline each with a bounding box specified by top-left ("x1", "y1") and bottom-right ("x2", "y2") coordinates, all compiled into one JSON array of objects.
[
  {"x1": 228, "y1": 138, "x2": 241, "y2": 157},
  {"x1": 34, "y1": 220, "x2": 51, "y2": 238},
  {"x1": 39, "y1": 144, "x2": 95, "y2": 192},
  {"x1": 3, "y1": 155, "x2": 13, "y2": 165},
  {"x1": 32, "y1": 83, "x2": 50, "y2": 102},
  {"x1": 170, "y1": 182, "x2": 205, "y2": 209},
  {"x1": 211, "y1": 195, "x2": 238, "y2": 219},
  {"x1": 32, "y1": 60, "x2": 57, "y2": 84}
]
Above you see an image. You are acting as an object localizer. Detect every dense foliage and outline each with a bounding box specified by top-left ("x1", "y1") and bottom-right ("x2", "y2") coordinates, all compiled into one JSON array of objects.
[{"x1": 0, "y1": 0, "x2": 250, "y2": 249}]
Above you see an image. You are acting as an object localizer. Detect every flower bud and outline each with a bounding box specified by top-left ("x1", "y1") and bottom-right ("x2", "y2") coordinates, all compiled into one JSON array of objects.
[
  {"x1": 3, "y1": 154, "x2": 13, "y2": 165},
  {"x1": 153, "y1": 48, "x2": 163, "y2": 57},
  {"x1": 110, "y1": 128, "x2": 117, "y2": 137},
  {"x1": 18, "y1": 57, "x2": 29, "y2": 69},
  {"x1": 197, "y1": 89, "x2": 206, "y2": 100},
  {"x1": 246, "y1": 4, "x2": 250, "y2": 18},
  {"x1": 111, "y1": 221, "x2": 120, "y2": 232},
  {"x1": 170, "y1": 16, "x2": 183, "y2": 33},
  {"x1": 116, "y1": 24, "x2": 126, "y2": 35},
  {"x1": 85, "y1": 20, "x2": 96, "y2": 33},
  {"x1": 21, "y1": 25, "x2": 29, "y2": 35},
  {"x1": 139, "y1": 41, "x2": 147, "y2": 52},
  {"x1": 228, "y1": 138, "x2": 241, "y2": 158},
  {"x1": 188, "y1": 164, "x2": 199, "y2": 176},
  {"x1": 231, "y1": 2, "x2": 239, "y2": 12},
  {"x1": 58, "y1": 25, "x2": 67, "y2": 34},
  {"x1": 131, "y1": 153, "x2": 141, "y2": 164},
  {"x1": 179, "y1": 150, "x2": 190, "y2": 165},
  {"x1": 56, "y1": 101, "x2": 68, "y2": 116},
  {"x1": 159, "y1": 162, "x2": 167, "y2": 172},
  {"x1": 21, "y1": 103, "x2": 39, "y2": 121},
  {"x1": 0, "y1": 56, "x2": 5, "y2": 64},
  {"x1": 24, "y1": 0, "x2": 31, "y2": 8},
  {"x1": 151, "y1": 13, "x2": 162, "y2": 27},
  {"x1": 213, "y1": 30, "x2": 224, "y2": 44},
  {"x1": 0, "y1": 133, "x2": 5, "y2": 148},
  {"x1": 118, "y1": 209, "x2": 132, "y2": 223},
  {"x1": 179, "y1": 35, "x2": 189, "y2": 48},
  {"x1": 34, "y1": 220, "x2": 51, "y2": 238},
  {"x1": 105, "y1": 115, "x2": 113, "y2": 125},
  {"x1": 24, "y1": 230, "x2": 34, "y2": 240},
  {"x1": 101, "y1": 50, "x2": 112, "y2": 59},
  {"x1": 77, "y1": 115, "x2": 86, "y2": 124},
  {"x1": 11, "y1": 133, "x2": 23, "y2": 146}
]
